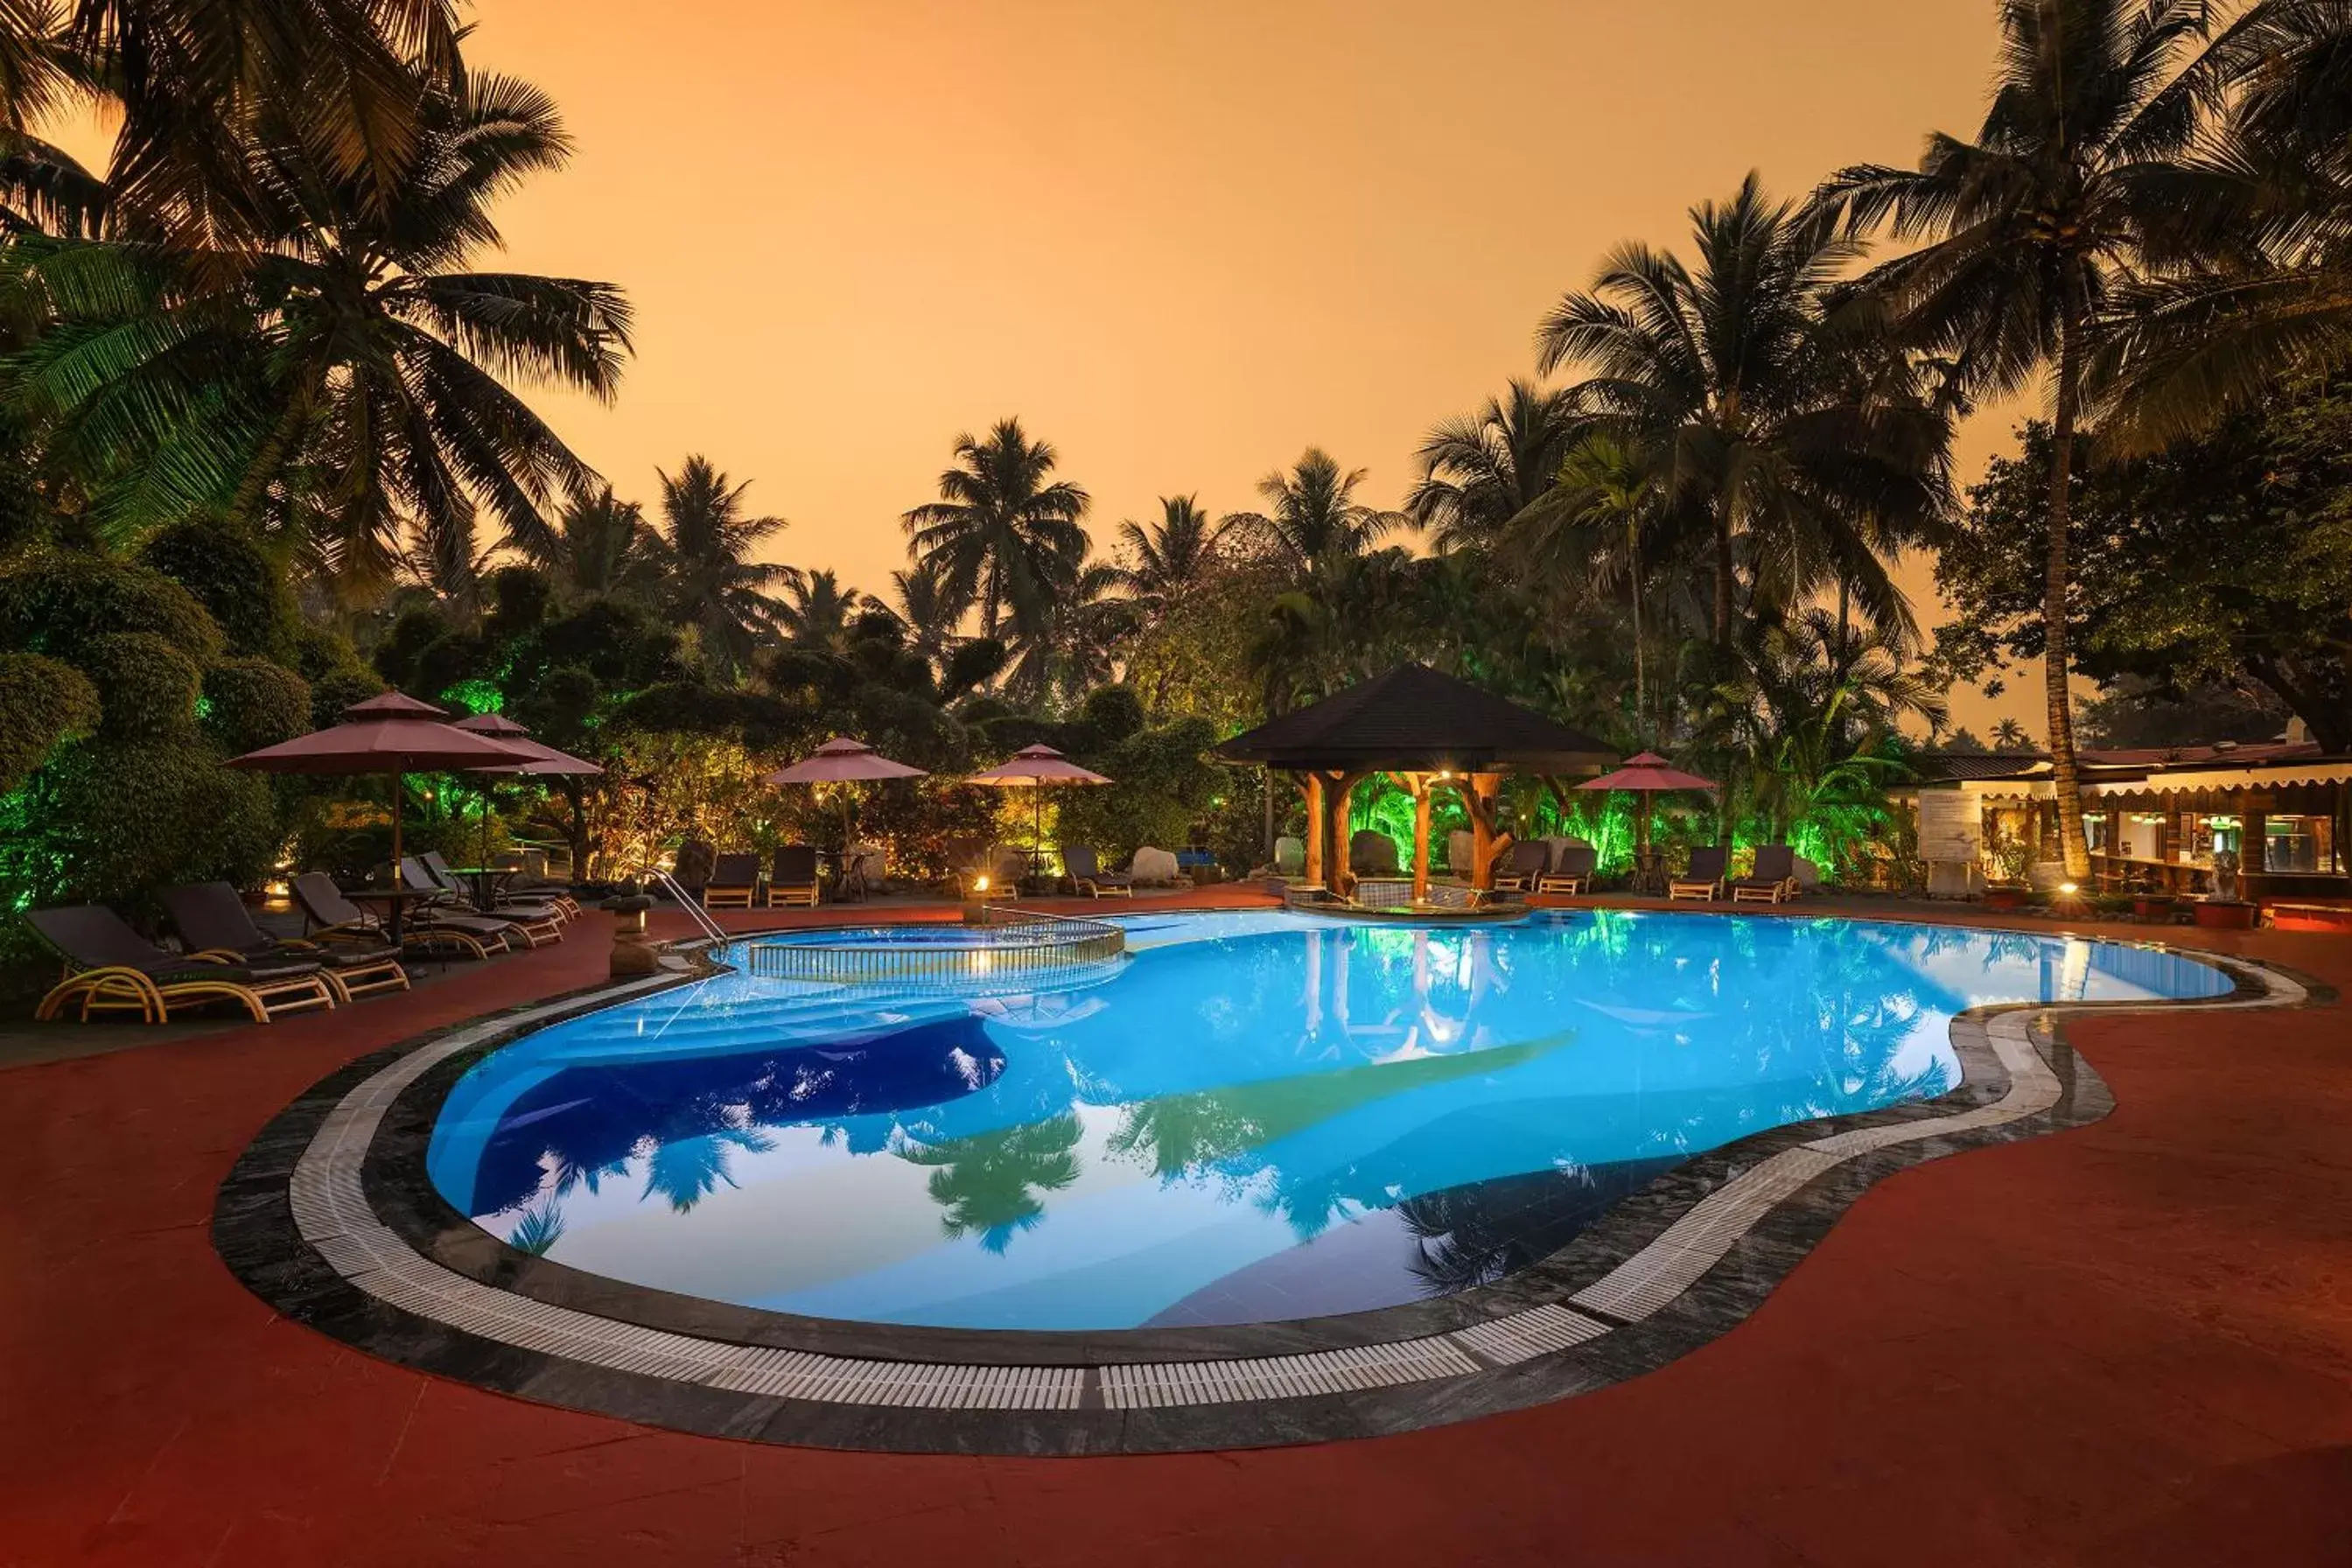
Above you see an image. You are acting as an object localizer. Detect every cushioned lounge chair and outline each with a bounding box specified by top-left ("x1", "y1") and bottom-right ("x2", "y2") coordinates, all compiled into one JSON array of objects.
[
  {"x1": 1537, "y1": 844, "x2": 1599, "y2": 896},
  {"x1": 1491, "y1": 841, "x2": 1548, "y2": 893},
  {"x1": 766, "y1": 845, "x2": 821, "y2": 908},
  {"x1": 1731, "y1": 844, "x2": 1800, "y2": 905},
  {"x1": 401, "y1": 858, "x2": 564, "y2": 948},
  {"x1": 1669, "y1": 845, "x2": 1728, "y2": 901},
  {"x1": 292, "y1": 872, "x2": 510, "y2": 960},
  {"x1": 27, "y1": 905, "x2": 337, "y2": 1023},
  {"x1": 419, "y1": 850, "x2": 570, "y2": 924},
  {"x1": 162, "y1": 882, "x2": 409, "y2": 1004},
  {"x1": 1060, "y1": 844, "x2": 1134, "y2": 899},
  {"x1": 702, "y1": 851, "x2": 760, "y2": 909}
]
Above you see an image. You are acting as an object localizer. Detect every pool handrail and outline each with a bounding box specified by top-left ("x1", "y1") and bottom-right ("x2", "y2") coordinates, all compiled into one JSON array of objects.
[{"x1": 649, "y1": 869, "x2": 732, "y2": 947}]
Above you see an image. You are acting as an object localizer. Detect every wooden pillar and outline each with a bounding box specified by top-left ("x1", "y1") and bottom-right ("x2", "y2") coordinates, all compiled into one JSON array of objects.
[
  {"x1": 1469, "y1": 774, "x2": 1498, "y2": 891},
  {"x1": 2242, "y1": 809, "x2": 2267, "y2": 874},
  {"x1": 1301, "y1": 773, "x2": 1326, "y2": 884},
  {"x1": 1329, "y1": 774, "x2": 1360, "y2": 895},
  {"x1": 1410, "y1": 775, "x2": 1433, "y2": 903}
]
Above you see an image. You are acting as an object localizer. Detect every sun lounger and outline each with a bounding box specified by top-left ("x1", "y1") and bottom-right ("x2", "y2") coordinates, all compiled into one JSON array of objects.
[
  {"x1": 1669, "y1": 845, "x2": 1728, "y2": 901},
  {"x1": 1491, "y1": 841, "x2": 1548, "y2": 893},
  {"x1": 767, "y1": 845, "x2": 821, "y2": 908},
  {"x1": 702, "y1": 851, "x2": 760, "y2": 909},
  {"x1": 162, "y1": 882, "x2": 409, "y2": 1004},
  {"x1": 419, "y1": 851, "x2": 570, "y2": 924},
  {"x1": 401, "y1": 858, "x2": 564, "y2": 948},
  {"x1": 1730, "y1": 844, "x2": 1800, "y2": 905},
  {"x1": 1538, "y1": 844, "x2": 1598, "y2": 896},
  {"x1": 1060, "y1": 844, "x2": 1134, "y2": 899},
  {"x1": 26, "y1": 904, "x2": 337, "y2": 1023},
  {"x1": 292, "y1": 872, "x2": 511, "y2": 960}
]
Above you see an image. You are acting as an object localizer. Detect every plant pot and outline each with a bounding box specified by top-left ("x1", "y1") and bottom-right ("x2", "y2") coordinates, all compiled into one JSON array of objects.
[
  {"x1": 2193, "y1": 900, "x2": 2257, "y2": 930},
  {"x1": 2132, "y1": 896, "x2": 2178, "y2": 922},
  {"x1": 1983, "y1": 886, "x2": 2027, "y2": 911}
]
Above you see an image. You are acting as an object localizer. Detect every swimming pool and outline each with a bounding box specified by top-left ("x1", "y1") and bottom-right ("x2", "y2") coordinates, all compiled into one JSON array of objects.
[{"x1": 424, "y1": 910, "x2": 2230, "y2": 1333}]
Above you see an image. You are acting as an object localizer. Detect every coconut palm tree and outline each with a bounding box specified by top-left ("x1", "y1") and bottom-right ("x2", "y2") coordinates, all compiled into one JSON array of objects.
[
  {"x1": 886, "y1": 560, "x2": 962, "y2": 670},
  {"x1": 900, "y1": 417, "x2": 1088, "y2": 640},
  {"x1": 775, "y1": 567, "x2": 877, "y2": 652},
  {"x1": 1810, "y1": 0, "x2": 2214, "y2": 878},
  {"x1": 1405, "y1": 379, "x2": 1582, "y2": 551},
  {"x1": 1992, "y1": 716, "x2": 2034, "y2": 749},
  {"x1": 1003, "y1": 556, "x2": 1130, "y2": 707},
  {"x1": 536, "y1": 484, "x2": 665, "y2": 605},
  {"x1": 1226, "y1": 447, "x2": 1409, "y2": 587},
  {"x1": 1111, "y1": 494, "x2": 1226, "y2": 623},
  {"x1": 2, "y1": 67, "x2": 633, "y2": 592},
  {"x1": 657, "y1": 454, "x2": 794, "y2": 680},
  {"x1": 1504, "y1": 429, "x2": 1670, "y2": 736},
  {"x1": 1536, "y1": 172, "x2": 1947, "y2": 651}
]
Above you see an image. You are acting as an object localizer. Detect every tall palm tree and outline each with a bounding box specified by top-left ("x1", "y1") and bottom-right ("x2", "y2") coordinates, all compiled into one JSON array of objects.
[
  {"x1": 657, "y1": 455, "x2": 794, "y2": 680},
  {"x1": 1810, "y1": 0, "x2": 2213, "y2": 878},
  {"x1": 1003, "y1": 556, "x2": 1130, "y2": 707},
  {"x1": 886, "y1": 560, "x2": 962, "y2": 670},
  {"x1": 1536, "y1": 172, "x2": 1947, "y2": 650},
  {"x1": 900, "y1": 417, "x2": 1088, "y2": 640},
  {"x1": 1405, "y1": 380, "x2": 1582, "y2": 551},
  {"x1": 536, "y1": 484, "x2": 665, "y2": 604},
  {"x1": 2, "y1": 67, "x2": 633, "y2": 591},
  {"x1": 775, "y1": 567, "x2": 877, "y2": 652},
  {"x1": 1227, "y1": 447, "x2": 1408, "y2": 583},
  {"x1": 1112, "y1": 494, "x2": 1226, "y2": 622},
  {"x1": 1505, "y1": 429, "x2": 1666, "y2": 736}
]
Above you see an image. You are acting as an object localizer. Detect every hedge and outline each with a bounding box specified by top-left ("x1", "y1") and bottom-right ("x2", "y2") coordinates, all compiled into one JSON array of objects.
[
  {"x1": 0, "y1": 652, "x2": 100, "y2": 793},
  {"x1": 80, "y1": 631, "x2": 201, "y2": 739}
]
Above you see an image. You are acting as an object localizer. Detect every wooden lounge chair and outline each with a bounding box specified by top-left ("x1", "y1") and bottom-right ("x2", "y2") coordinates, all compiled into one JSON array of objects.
[
  {"x1": 766, "y1": 845, "x2": 821, "y2": 908},
  {"x1": 1060, "y1": 844, "x2": 1134, "y2": 899},
  {"x1": 1669, "y1": 845, "x2": 1728, "y2": 902},
  {"x1": 1731, "y1": 844, "x2": 1800, "y2": 905},
  {"x1": 27, "y1": 905, "x2": 337, "y2": 1023},
  {"x1": 1491, "y1": 841, "x2": 1549, "y2": 893},
  {"x1": 292, "y1": 872, "x2": 509, "y2": 960},
  {"x1": 702, "y1": 851, "x2": 760, "y2": 909},
  {"x1": 419, "y1": 851, "x2": 570, "y2": 924},
  {"x1": 162, "y1": 882, "x2": 410, "y2": 1004},
  {"x1": 1537, "y1": 844, "x2": 1599, "y2": 896},
  {"x1": 402, "y1": 858, "x2": 564, "y2": 948}
]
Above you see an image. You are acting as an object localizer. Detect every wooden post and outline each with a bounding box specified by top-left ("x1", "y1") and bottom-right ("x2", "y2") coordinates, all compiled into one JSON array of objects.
[
  {"x1": 1330, "y1": 773, "x2": 1362, "y2": 896},
  {"x1": 1410, "y1": 774, "x2": 1432, "y2": 903},
  {"x1": 1301, "y1": 773, "x2": 1326, "y2": 884},
  {"x1": 1469, "y1": 774, "x2": 1498, "y2": 891},
  {"x1": 2242, "y1": 809, "x2": 2267, "y2": 874}
]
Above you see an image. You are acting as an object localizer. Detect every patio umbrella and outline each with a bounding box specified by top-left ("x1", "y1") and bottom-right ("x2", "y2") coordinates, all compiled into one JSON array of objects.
[
  {"x1": 964, "y1": 744, "x2": 1112, "y2": 881},
  {"x1": 227, "y1": 692, "x2": 528, "y2": 929},
  {"x1": 1575, "y1": 751, "x2": 1719, "y2": 866},
  {"x1": 761, "y1": 736, "x2": 928, "y2": 853},
  {"x1": 452, "y1": 712, "x2": 606, "y2": 870}
]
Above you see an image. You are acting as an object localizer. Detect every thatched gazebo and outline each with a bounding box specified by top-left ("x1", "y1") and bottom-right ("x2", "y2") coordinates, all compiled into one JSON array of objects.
[{"x1": 1217, "y1": 663, "x2": 1617, "y2": 898}]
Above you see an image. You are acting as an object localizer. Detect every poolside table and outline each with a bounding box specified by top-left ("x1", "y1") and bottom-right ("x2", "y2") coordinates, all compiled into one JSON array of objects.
[
  {"x1": 445, "y1": 865, "x2": 520, "y2": 914},
  {"x1": 342, "y1": 886, "x2": 444, "y2": 948}
]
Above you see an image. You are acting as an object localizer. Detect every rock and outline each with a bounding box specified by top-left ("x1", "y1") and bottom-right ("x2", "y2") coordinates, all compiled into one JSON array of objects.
[
  {"x1": 1130, "y1": 845, "x2": 1180, "y2": 885},
  {"x1": 609, "y1": 938, "x2": 660, "y2": 978}
]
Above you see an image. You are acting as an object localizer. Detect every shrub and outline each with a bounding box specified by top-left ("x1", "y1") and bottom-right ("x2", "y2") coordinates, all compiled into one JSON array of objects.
[
  {"x1": 308, "y1": 665, "x2": 385, "y2": 730},
  {"x1": 3, "y1": 737, "x2": 281, "y2": 919},
  {"x1": 136, "y1": 520, "x2": 298, "y2": 660},
  {"x1": 0, "y1": 652, "x2": 100, "y2": 793},
  {"x1": 0, "y1": 551, "x2": 222, "y2": 664},
  {"x1": 202, "y1": 658, "x2": 312, "y2": 752},
  {"x1": 80, "y1": 632, "x2": 201, "y2": 739}
]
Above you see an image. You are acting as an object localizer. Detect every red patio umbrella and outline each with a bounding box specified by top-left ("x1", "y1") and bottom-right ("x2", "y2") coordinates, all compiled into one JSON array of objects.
[
  {"x1": 228, "y1": 692, "x2": 528, "y2": 933},
  {"x1": 452, "y1": 713, "x2": 606, "y2": 869},
  {"x1": 763, "y1": 737, "x2": 928, "y2": 860},
  {"x1": 965, "y1": 744, "x2": 1112, "y2": 879},
  {"x1": 1576, "y1": 751, "x2": 1719, "y2": 878}
]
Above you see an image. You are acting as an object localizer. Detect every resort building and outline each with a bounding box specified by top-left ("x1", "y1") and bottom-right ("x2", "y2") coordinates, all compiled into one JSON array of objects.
[{"x1": 1905, "y1": 737, "x2": 2352, "y2": 907}]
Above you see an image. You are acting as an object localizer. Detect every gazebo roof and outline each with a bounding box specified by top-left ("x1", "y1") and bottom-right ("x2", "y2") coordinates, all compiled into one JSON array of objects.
[{"x1": 1215, "y1": 663, "x2": 1617, "y2": 774}]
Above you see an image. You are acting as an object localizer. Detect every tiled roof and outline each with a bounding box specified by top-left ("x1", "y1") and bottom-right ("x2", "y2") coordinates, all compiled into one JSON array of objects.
[
  {"x1": 1909, "y1": 752, "x2": 2050, "y2": 782},
  {"x1": 1217, "y1": 664, "x2": 1616, "y2": 772}
]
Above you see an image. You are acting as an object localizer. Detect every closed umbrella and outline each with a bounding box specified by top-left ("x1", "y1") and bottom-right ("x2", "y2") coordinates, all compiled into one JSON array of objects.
[
  {"x1": 228, "y1": 691, "x2": 528, "y2": 942},
  {"x1": 964, "y1": 744, "x2": 1112, "y2": 885},
  {"x1": 1575, "y1": 751, "x2": 1719, "y2": 892},
  {"x1": 762, "y1": 738, "x2": 928, "y2": 888}
]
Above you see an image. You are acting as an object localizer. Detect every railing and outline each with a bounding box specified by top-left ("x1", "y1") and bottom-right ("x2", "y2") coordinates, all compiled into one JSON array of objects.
[
  {"x1": 746, "y1": 911, "x2": 1125, "y2": 987},
  {"x1": 648, "y1": 869, "x2": 732, "y2": 947}
]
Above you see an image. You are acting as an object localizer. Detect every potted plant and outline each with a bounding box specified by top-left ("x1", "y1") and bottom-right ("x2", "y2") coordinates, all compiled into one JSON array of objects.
[{"x1": 1981, "y1": 832, "x2": 2032, "y2": 910}]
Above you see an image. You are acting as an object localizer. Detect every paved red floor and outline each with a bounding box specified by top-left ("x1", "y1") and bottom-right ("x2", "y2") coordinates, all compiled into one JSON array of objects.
[{"x1": 3, "y1": 898, "x2": 2348, "y2": 1566}]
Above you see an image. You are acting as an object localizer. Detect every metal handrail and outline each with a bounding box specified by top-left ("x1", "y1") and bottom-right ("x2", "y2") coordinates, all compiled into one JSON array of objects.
[
  {"x1": 975, "y1": 903, "x2": 1121, "y2": 931},
  {"x1": 648, "y1": 869, "x2": 732, "y2": 947}
]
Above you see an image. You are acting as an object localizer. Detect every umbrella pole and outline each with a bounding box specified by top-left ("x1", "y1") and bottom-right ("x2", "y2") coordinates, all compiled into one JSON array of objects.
[{"x1": 389, "y1": 771, "x2": 405, "y2": 947}]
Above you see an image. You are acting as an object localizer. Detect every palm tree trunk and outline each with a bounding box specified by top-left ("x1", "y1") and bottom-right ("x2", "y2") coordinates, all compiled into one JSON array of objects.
[
  {"x1": 1713, "y1": 508, "x2": 1734, "y2": 645},
  {"x1": 1628, "y1": 515, "x2": 1647, "y2": 741},
  {"x1": 2045, "y1": 300, "x2": 2092, "y2": 881}
]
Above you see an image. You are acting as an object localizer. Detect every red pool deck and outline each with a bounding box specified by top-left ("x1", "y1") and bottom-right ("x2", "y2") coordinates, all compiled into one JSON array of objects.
[{"x1": 2, "y1": 896, "x2": 2347, "y2": 1566}]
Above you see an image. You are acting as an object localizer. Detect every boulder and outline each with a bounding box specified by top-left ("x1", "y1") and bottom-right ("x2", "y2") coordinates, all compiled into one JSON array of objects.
[{"x1": 1130, "y1": 845, "x2": 1181, "y2": 885}]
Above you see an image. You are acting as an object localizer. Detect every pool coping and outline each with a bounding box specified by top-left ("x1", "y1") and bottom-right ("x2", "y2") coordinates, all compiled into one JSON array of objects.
[{"x1": 212, "y1": 918, "x2": 2319, "y2": 1455}]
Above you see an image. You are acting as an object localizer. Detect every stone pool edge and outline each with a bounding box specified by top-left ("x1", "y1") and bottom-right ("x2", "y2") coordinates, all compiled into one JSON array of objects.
[{"x1": 211, "y1": 934, "x2": 2313, "y2": 1456}]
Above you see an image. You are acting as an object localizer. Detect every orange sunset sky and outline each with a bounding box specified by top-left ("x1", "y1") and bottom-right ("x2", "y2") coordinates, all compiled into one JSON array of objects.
[{"x1": 66, "y1": 0, "x2": 2048, "y2": 735}]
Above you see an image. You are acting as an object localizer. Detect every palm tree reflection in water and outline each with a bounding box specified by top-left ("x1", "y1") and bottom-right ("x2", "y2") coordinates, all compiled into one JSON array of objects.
[{"x1": 898, "y1": 1116, "x2": 1084, "y2": 1253}]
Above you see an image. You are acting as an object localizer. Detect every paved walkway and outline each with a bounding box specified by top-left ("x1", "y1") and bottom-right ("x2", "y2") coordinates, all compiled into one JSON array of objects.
[{"x1": 2, "y1": 897, "x2": 2347, "y2": 1566}]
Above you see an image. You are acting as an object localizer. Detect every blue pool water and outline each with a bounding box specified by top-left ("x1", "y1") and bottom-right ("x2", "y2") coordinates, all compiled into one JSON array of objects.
[{"x1": 425, "y1": 911, "x2": 2230, "y2": 1331}]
